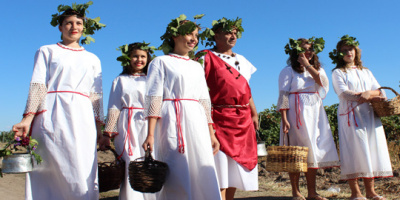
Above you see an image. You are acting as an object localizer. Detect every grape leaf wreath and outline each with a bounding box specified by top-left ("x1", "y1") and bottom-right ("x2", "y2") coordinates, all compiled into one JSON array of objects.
[
  {"x1": 116, "y1": 42, "x2": 157, "y2": 67},
  {"x1": 329, "y1": 35, "x2": 359, "y2": 64},
  {"x1": 50, "y1": 1, "x2": 106, "y2": 45},
  {"x1": 284, "y1": 37, "x2": 325, "y2": 56},
  {"x1": 204, "y1": 17, "x2": 244, "y2": 48}
]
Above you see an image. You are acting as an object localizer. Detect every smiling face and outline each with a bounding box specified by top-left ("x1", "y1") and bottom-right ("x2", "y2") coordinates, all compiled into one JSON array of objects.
[
  {"x1": 58, "y1": 15, "x2": 84, "y2": 44},
  {"x1": 340, "y1": 45, "x2": 356, "y2": 64},
  {"x1": 214, "y1": 29, "x2": 238, "y2": 50},
  {"x1": 130, "y1": 49, "x2": 148, "y2": 73},
  {"x1": 172, "y1": 28, "x2": 199, "y2": 56},
  {"x1": 300, "y1": 42, "x2": 314, "y2": 61}
]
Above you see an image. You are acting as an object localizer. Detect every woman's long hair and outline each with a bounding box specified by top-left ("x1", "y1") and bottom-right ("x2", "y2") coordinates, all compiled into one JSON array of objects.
[
  {"x1": 332, "y1": 40, "x2": 364, "y2": 72},
  {"x1": 120, "y1": 43, "x2": 152, "y2": 75},
  {"x1": 287, "y1": 38, "x2": 321, "y2": 73}
]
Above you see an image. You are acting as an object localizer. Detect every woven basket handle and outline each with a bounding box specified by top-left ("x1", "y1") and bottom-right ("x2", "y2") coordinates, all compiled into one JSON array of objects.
[
  {"x1": 144, "y1": 148, "x2": 154, "y2": 164},
  {"x1": 97, "y1": 148, "x2": 122, "y2": 161},
  {"x1": 283, "y1": 132, "x2": 290, "y2": 146},
  {"x1": 379, "y1": 87, "x2": 400, "y2": 96}
]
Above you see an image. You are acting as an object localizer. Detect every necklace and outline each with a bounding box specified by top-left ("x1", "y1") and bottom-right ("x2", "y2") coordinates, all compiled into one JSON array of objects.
[{"x1": 217, "y1": 53, "x2": 241, "y2": 79}]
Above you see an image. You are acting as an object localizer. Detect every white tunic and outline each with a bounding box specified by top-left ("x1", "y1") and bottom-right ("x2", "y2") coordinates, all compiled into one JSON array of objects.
[
  {"x1": 144, "y1": 54, "x2": 221, "y2": 200},
  {"x1": 25, "y1": 43, "x2": 103, "y2": 200},
  {"x1": 332, "y1": 67, "x2": 392, "y2": 180},
  {"x1": 105, "y1": 74, "x2": 155, "y2": 200},
  {"x1": 277, "y1": 66, "x2": 340, "y2": 168},
  {"x1": 202, "y1": 50, "x2": 259, "y2": 191}
]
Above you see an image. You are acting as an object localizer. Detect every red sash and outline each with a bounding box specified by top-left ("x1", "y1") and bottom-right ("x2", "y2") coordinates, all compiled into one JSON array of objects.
[{"x1": 201, "y1": 50, "x2": 257, "y2": 170}]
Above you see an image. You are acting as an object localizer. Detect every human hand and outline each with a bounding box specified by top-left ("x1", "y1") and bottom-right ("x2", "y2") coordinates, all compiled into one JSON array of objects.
[
  {"x1": 297, "y1": 53, "x2": 310, "y2": 68},
  {"x1": 142, "y1": 135, "x2": 154, "y2": 152},
  {"x1": 370, "y1": 96, "x2": 386, "y2": 102},
  {"x1": 12, "y1": 119, "x2": 32, "y2": 139},
  {"x1": 252, "y1": 115, "x2": 259, "y2": 130},
  {"x1": 210, "y1": 134, "x2": 220, "y2": 155},
  {"x1": 359, "y1": 91, "x2": 372, "y2": 103},
  {"x1": 282, "y1": 119, "x2": 290, "y2": 134}
]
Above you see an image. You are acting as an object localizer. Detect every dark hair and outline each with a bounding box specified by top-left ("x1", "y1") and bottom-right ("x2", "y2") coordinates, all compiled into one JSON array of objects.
[
  {"x1": 169, "y1": 20, "x2": 201, "y2": 50},
  {"x1": 332, "y1": 40, "x2": 364, "y2": 72},
  {"x1": 58, "y1": 8, "x2": 85, "y2": 25},
  {"x1": 287, "y1": 38, "x2": 321, "y2": 73},
  {"x1": 120, "y1": 43, "x2": 152, "y2": 75}
]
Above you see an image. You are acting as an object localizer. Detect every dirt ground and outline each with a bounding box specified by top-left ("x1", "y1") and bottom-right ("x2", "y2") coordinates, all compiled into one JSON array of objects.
[{"x1": 1, "y1": 148, "x2": 399, "y2": 200}]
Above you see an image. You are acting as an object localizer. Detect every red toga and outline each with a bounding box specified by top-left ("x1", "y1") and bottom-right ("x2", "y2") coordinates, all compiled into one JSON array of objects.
[{"x1": 200, "y1": 50, "x2": 257, "y2": 170}]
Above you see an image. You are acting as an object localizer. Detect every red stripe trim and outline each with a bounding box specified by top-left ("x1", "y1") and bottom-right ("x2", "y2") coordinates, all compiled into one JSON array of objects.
[
  {"x1": 57, "y1": 43, "x2": 85, "y2": 51},
  {"x1": 122, "y1": 107, "x2": 144, "y2": 110},
  {"x1": 47, "y1": 91, "x2": 89, "y2": 98},
  {"x1": 169, "y1": 54, "x2": 190, "y2": 61},
  {"x1": 23, "y1": 110, "x2": 47, "y2": 117},
  {"x1": 163, "y1": 98, "x2": 199, "y2": 154}
]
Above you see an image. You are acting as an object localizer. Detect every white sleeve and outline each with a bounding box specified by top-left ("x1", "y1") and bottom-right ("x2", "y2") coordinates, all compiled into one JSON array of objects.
[
  {"x1": 316, "y1": 68, "x2": 329, "y2": 99},
  {"x1": 276, "y1": 67, "x2": 292, "y2": 111},
  {"x1": 197, "y1": 64, "x2": 213, "y2": 124},
  {"x1": 104, "y1": 78, "x2": 122, "y2": 135},
  {"x1": 144, "y1": 58, "x2": 164, "y2": 118},
  {"x1": 90, "y1": 57, "x2": 104, "y2": 124},
  {"x1": 332, "y1": 69, "x2": 349, "y2": 97}
]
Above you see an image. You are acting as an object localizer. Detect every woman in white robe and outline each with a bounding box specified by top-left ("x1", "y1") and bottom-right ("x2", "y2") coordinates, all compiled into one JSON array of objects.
[
  {"x1": 142, "y1": 18, "x2": 221, "y2": 200},
  {"x1": 12, "y1": 9, "x2": 105, "y2": 200},
  {"x1": 104, "y1": 43, "x2": 156, "y2": 200},
  {"x1": 277, "y1": 38, "x2": 339, "y2": 200},
  {"x1": 331, "y1": 37, "x2": 392, "y2": 200}
]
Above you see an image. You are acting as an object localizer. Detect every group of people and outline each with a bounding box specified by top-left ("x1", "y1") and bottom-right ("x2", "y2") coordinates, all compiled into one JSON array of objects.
[{"x1": 11, "y1": 3, "x2": 393, "y2": 200}]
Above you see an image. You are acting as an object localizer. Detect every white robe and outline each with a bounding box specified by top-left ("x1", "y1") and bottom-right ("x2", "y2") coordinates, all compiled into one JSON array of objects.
[
  {"x1": 277, "y1": 66, "x2": 340, "y2": 168},
  {"x1": 144, "y1": 54, "x2": 221, "y2": 200},
  {"x1": 105, "y1": 74, "x2": 155, "y2": 200},
  {"x1": 332, "y1": 67, "x2": 392, "y2": 180},
  {"x1": 25, "y1": 43, "x2": 103, "y2": 200},
  {"x1": 202, "y1": 50, "x2": 259, "y2": 191}
]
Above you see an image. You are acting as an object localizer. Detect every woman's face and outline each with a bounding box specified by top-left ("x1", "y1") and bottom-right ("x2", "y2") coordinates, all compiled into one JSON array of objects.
[
  {"x1": 340, "y1": 45, "x2": 356, "y2": 64},
  {"x1": 58, "y1": 15, "x2": 84, "y2": 44},
  {"x1": 130, "y1": 49, "x2": 148, "y2": 73},
  {"x1": 173, "y1": 28, "x2": 199, "y2": 56},
  {"x1": 300, "y1": 43, "x2": 314, "y2": 61}
]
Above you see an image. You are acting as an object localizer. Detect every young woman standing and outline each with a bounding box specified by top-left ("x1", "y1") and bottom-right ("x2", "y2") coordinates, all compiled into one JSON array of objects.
[
  {"x1": 331, "y1": 35, "x2": 392, "y2": 200},
  {"x1": 142, "y1": 15, "x2": 221, "y2": 200},
  {"x1": 12, "y1": 4, "x2": 106, "y2": 200},
  {"x1": 278, "y1": 38, "x2": 340, "y2": 200},
  {"x1": 104, "y1": 42, "x2": 156, "y2": 200}
]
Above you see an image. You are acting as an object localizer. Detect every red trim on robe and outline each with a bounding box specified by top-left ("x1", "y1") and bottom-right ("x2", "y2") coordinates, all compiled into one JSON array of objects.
[{"x1": 199, "y1": 50, "x2": 257, "y2": 170}]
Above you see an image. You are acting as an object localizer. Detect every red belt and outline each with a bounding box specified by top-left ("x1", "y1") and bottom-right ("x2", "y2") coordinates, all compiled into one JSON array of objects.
[
  {"x1": 339, "y1": 102, "x2": 360, "y2": 127},
  {"x1": 289, "y1": 92, "x2": 317, "y2": 129},
  {"x1": 47, "y1": 90, "x2": 89, "y2": 98},
  {"x1": 118, "y1": 107, "x2": 144, "y2": 159},
  {"x1": 163, "y1": 98, "x2": 199, "y2": 154}
]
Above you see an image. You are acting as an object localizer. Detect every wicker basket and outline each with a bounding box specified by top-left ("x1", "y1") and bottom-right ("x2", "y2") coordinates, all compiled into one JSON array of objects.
[
  {"x1": 371, "y1": 87, "x2": 400, "y2": 117},
  {"x1": 129, "y1": 149, "x2": 168, "y2": 193},
  {"x1": 98, "y1": 148, "x2": 125, "y2": 192},
  {"x1": 265, "y1": 133, "x2": 308, "y2": 173}
]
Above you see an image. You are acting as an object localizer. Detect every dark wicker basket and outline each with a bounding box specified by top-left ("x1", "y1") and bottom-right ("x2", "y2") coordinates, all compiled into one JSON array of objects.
[
  {"x1": 98, "y1": 148, "x2": 125, "y2": 192},
  {"x1": 129, "y1": 149, "x2": 168, "y2": 193},
  {"x1": 371, "y1": 87, "x2": 400, "y2": 117}
]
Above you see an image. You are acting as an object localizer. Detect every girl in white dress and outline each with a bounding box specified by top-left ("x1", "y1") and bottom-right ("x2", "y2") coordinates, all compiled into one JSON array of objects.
[
  {"x1": 331, "y1": 35, "x2": 392, "y2": 200},
  {"x1": 142, "y1": 15, "x2": 222, "y2": 200},
  {"x1": 277, "y1": 38, "x2": 340, "y2": 200},
  {"x1": 103, "y1": 42, "x2": 156, "y2": 200},
  {"x1": 12, "y1": 7, "x2": 106, "y2": 200}
]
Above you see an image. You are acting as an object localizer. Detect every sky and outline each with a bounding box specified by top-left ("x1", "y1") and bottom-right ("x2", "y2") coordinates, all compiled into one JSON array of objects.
[{"x1": 1, "y1": 0, "x2": 399, "y2": 131}]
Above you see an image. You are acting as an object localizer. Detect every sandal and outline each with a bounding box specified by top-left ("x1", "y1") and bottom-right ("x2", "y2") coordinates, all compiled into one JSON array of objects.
[
  {"x1": 307, "y1": 195, "x2": 328, "y2": 200},
  {"x1": 367, "y1": 196, "x2": 386, "y2": 200}
]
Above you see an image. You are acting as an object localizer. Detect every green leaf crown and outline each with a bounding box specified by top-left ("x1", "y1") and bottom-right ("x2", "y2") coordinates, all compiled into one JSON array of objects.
[
  {"x1": 50, "y1": 1, "x2": 106, "y2": 45},
  {"x1": 204, "y1": 17, "x2": 244, "y2": 47},
  {"x1": 116, "y1": 42, "x2": 156, "y2": 67},
  {"x1": 329, "y1": 35, "x2": 359, "y2": 64},
  {"x1": 159, "y1": 14, "x2": 208, "y2": 55},
  {"x1": 284, "y1": 37, "x2": 325, "y2": 56}
]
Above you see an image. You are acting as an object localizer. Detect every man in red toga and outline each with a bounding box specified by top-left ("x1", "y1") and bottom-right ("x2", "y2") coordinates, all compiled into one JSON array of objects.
[{"x1": 197, "y1": 17, "x2": 259, "y2": 200}]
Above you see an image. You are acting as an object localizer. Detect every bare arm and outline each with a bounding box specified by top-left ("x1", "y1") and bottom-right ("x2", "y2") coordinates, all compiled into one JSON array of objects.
[
  {"x1": 280, "y1": 109, "x2": 290, "y2": 134},
  {"x1": 142, "y1": 117, "x2": 158, "y2": 152},
  {"x1": 249, "y1": 97, "x2": 259, "y2": 130},
  {"x1": 208, "y1": 124, "x2": 220, "y2": 155},
  {"x1": 298, "y1": 53, "x2": 323, "y2": 86}
]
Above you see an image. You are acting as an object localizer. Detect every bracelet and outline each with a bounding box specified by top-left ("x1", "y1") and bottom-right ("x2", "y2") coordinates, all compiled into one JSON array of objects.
[{"x1": 305, "y1": 64, "x2": 312, "y2": 68}]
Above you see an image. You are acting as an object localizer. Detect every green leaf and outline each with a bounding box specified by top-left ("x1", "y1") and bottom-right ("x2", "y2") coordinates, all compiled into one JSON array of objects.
[{"x1": 194, "y1": 14, "x2": 205, "y2": 19}]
